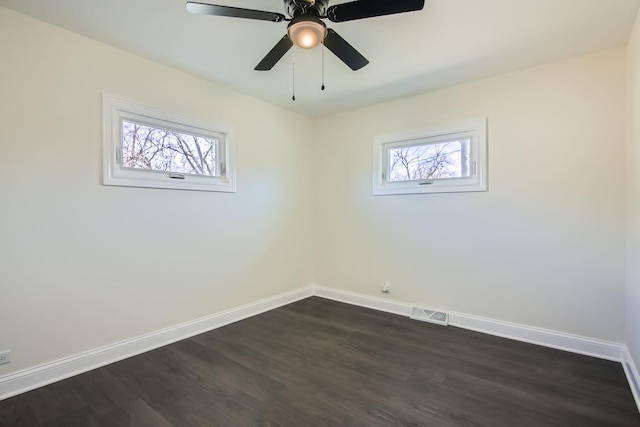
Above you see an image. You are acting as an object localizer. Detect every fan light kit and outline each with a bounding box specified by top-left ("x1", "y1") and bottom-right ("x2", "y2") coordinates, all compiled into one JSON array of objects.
[
  {"x1": 288, "y1": 17, "x2": 326, "y2": 49},
  {"x1": 186, "y1": 0, "x2": 425, "y2": 71}
]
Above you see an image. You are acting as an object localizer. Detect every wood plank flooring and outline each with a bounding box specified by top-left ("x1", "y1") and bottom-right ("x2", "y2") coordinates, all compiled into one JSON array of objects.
[{"x1": 1, "y1": 297, "x2": 639, "y2": 426}]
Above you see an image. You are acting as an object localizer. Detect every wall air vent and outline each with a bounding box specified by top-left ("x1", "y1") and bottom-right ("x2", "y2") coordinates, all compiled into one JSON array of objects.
[{"x1": 410, "y1": 307, "x2": 449, "y2": 326}]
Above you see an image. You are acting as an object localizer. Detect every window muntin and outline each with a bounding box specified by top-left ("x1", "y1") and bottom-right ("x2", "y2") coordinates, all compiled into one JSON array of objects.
[
  {"x1": 373, "y1": 119, "x2": 486, "y2": 195},
  {"x1": 102, "y1": 94, "x2": 235, "y2": 192}
]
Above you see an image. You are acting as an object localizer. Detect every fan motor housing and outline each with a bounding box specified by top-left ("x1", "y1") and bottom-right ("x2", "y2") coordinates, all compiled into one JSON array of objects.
[{"x1": 285, "y1": 0, "x2": 329, "y2": 17}]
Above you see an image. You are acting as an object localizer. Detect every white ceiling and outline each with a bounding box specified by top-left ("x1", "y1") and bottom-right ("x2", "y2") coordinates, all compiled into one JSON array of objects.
[{"x1": 2, "y1": 0, "x2": 639, "y2": 117}]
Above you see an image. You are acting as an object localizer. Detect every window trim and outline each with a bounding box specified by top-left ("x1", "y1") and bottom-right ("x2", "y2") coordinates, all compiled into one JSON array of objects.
[
  {"x1": 372, "y1": 118, "x2": 487, "y2": 195},
  {"x1": 102, "y1": 93, "x2": 236, "y2": 192}
]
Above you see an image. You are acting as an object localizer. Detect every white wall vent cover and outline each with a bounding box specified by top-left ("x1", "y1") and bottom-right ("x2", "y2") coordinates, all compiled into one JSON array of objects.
[{"x1": 410, "y1": 307, "x2": 449, "y2": 326}]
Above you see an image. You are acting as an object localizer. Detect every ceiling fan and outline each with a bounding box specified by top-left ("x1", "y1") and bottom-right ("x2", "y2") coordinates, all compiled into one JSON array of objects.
[{"x1": 186, "y1": 0, "x2": 425, "y2": 71}]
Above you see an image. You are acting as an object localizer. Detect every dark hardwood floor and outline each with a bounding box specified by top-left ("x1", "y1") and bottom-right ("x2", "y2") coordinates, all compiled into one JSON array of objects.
[{"x1": 1, "y1": 297, "x2": 639, "y2": 426}]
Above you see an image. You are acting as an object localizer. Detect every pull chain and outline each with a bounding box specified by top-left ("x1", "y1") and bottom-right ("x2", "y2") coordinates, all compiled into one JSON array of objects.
[
  {"x1": 292, "y1": 48, "x2": 296, "y2": 101},
  {"x1": 321, "y1": 42, "x2": 325, "y2": 91}
]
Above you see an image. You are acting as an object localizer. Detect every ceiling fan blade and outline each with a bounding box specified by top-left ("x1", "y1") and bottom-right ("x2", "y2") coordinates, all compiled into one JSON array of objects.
[
  {"x1": 186, "y1": 2, "x2": 285, "y2": 22},
  {"x1": 323, "y1": 29, "x2": 369, "y2": 71},
  {"x1": 326, "y1": 0, "x2": 425, "y2": 22},
  {"x1": 255, "y1": 35, "x2": 294, "y2": 71}
]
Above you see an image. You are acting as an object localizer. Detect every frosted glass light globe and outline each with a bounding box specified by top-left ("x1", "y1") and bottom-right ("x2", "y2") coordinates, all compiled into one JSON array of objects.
[{"x1": 288, "y1": 20, "x2": 326, "y2": 49}]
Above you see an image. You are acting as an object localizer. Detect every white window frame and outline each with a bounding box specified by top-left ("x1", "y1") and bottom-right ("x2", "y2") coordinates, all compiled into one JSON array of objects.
[
  {"x1": 373, "y1": 118, "x2": 487, "y2": 195},
  {"x1": 102, "y1": 93, "x2": 236, "y2": 192}
]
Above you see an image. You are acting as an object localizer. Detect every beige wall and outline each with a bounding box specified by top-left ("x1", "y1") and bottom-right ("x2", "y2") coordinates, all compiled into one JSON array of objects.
[
  {"x1": 626, "y1": 9, "x2": 640, "y2": 368},
  {"x1": 0, "y1": 7, "x2": 314, "y2": 375},
  {"x1": 314, "y1": 48, "x2": 627, "y2": 341}
]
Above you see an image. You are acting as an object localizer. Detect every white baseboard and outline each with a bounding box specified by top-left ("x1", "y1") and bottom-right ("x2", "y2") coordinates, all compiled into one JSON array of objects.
[
  {"x1": 447, "y1": 312, "x2": 624, "y2": 362},
  {"x1": 313, "y1": 286, "x2": 625, "y2": 362},
  {"x1": 313, "y1": 286, "x2": 412, "y2": 317},
  {"x1": 0, "y1": 286, "x2": 313, "y2": 401},
  {"x1": 623, "y1": 346, "x2": 640, "y2": 410}
]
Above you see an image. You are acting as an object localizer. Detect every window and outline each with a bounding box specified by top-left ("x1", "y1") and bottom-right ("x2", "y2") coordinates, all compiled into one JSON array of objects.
[
  {"x1": 373, "y1": 118, "x2": 487, "y2": 195},
  {"x1": 102, "y1": 94, "x2": 235, "y2": 192}
]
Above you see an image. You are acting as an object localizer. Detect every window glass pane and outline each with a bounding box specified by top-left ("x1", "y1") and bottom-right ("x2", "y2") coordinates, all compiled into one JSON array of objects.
[
  {"x1": 121, "y1": 120, "x2": 219, "y2": 176},
  {"x1": 388, "y1": 138, "x2": 471, "y2": 182}
]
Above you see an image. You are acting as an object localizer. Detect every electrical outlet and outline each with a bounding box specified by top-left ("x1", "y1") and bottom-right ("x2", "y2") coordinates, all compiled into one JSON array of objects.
[
  {"x1": 0, "y1": 350, "x2": 11, "y2": 365},
  {"x1": 381, "y1": 282, "x2": 390, "y2": 293}
]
